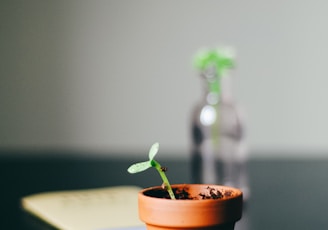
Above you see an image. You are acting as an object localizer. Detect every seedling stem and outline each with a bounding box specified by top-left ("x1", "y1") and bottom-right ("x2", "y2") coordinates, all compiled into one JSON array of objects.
[{"x1": 127, "y1": 142, "x2": 176, "y2": 200}]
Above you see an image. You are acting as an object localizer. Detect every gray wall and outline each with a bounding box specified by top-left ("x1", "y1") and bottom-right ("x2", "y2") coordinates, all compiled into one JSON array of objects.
[{"x1": 1, "y1": 0, "x2": 328, "y2": 157}]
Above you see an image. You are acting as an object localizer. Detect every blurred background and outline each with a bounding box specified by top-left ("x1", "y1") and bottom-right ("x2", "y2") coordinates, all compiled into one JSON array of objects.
[{"x1": 1, "y1": 0, "x2": 328, "y2": 158}]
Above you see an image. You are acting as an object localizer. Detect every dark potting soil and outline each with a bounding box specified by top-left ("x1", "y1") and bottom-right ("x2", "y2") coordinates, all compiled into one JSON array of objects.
[{"x1": 144, "y1": 186, "x2": 234, "y2": 200}]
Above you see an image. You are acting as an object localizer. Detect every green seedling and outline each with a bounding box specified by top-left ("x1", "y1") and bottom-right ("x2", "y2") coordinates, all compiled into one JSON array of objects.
[{"x1": 127, "y1": 142, "x2": 176, "y2": 200}]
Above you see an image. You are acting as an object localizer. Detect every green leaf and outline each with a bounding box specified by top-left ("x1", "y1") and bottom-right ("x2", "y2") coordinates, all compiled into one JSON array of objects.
[
  {"x1": 127, "y1": 161, "x2": 151, "y2": 174},
  {"x1": 148, "y1": 142, "x2": 159, "y2": 160}
]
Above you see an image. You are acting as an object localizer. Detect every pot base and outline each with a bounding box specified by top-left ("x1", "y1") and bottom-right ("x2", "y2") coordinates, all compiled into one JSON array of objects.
[{"x1": 145, "y1": 222, "x2": 235, "y2": 230}]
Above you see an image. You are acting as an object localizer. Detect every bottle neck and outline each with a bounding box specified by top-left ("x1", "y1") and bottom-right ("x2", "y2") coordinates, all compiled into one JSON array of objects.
[
  {"x1": 201, "y1": 66, "x2": 220, "y2": 105},
  {"x1": 204, "y1": 92, "x2": 219, "y2": 105},
  {"x1": 202, "y1": 74, "x2": 233, "y2": 105}
]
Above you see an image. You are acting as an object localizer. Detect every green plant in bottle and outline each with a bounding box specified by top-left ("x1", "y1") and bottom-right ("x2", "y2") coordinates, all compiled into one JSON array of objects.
[{"x1": 194, "y1": 47, "x2": 235, "y2": 96}]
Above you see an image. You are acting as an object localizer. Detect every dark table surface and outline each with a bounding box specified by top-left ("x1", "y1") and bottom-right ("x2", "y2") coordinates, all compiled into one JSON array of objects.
[{"x1": 1, "y1": 151, "x2": 328, "y2": 230}]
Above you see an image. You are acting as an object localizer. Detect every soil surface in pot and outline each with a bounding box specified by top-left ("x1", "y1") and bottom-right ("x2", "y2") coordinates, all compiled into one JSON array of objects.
[{"x1": 144, "y1": 186, "x2": 234, "y2": 200}]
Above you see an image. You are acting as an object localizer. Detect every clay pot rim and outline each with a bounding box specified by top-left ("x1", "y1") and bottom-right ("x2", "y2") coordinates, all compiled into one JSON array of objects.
[{"x1": 139, "y1": 183, "x2": 243, "y2": 202}]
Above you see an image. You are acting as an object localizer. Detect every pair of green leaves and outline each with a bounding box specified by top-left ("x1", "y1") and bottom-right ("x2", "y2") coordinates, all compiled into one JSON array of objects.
[{"x1": 127, "y1": 142, "x2": 159, "y2": 174}]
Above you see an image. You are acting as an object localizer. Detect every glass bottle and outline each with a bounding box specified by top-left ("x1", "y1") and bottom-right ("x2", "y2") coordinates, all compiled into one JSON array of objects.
[{"x1": 191, "y1": 49, "x2": 249, "y2": 200}]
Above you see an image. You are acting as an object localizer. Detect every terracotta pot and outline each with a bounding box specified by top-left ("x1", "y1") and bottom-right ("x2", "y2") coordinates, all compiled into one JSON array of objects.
[{"x1": 138, "y1": 184, "x2": 243, "y2": 230}]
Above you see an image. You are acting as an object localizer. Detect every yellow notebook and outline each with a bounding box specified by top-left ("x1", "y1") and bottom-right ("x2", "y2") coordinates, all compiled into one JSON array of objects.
[{"x1": 21, "y1": 186, "x2": 144, "y2": 230}]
